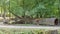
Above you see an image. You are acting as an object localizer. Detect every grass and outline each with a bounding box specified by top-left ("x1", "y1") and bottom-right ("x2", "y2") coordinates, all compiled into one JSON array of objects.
[
  {"x1": 0, "y1": 28, "x2": 45, "y2": 34},
  {"x1": 0, "y1": 28, "x2": 60, "y2": 34}
]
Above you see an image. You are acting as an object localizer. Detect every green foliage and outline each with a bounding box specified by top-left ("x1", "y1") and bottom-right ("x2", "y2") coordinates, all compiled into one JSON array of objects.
[
  {"x1": 10, "y1": 0, "x2": 59, "y2": 18},
  {"x1": 0, "y1": 0, "x2": 60, "y2": 18}
]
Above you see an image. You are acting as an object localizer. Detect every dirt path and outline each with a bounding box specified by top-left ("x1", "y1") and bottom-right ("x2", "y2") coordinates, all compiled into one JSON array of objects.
[{"x1": 0, "y1": 24, "x2": 60, "y2": 29}]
